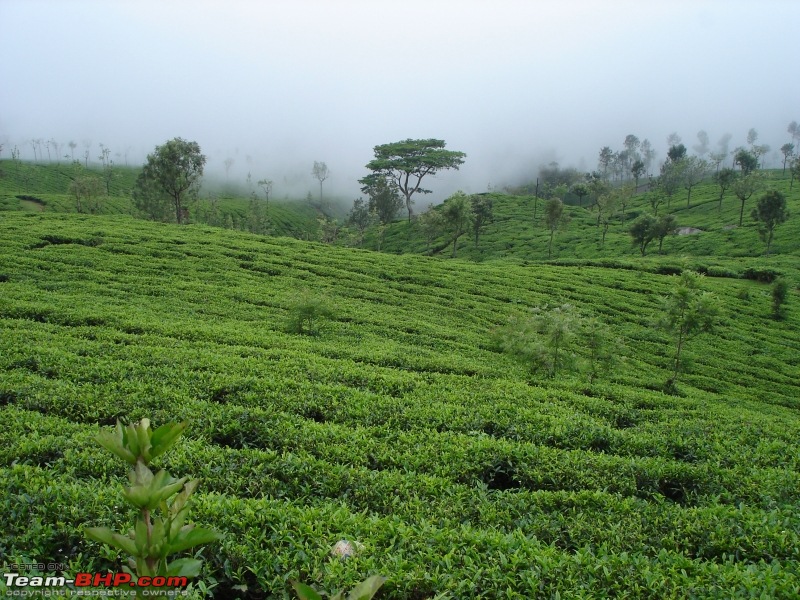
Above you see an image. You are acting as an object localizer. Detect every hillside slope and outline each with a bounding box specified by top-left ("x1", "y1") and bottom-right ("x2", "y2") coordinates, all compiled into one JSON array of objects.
[
  {"x1": 1, "y1": 212, "x2": 798, "y2": 598},
  {"x1": 375, "y1": 172, "x2": 800, "y2": 265},
  {"x1": 0, "y1": 160, "x2": 324, "y2": 240}
]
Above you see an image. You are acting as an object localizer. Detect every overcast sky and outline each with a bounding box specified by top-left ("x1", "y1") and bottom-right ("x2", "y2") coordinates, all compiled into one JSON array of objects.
[{"x1": 2, "y1": 0, "x2": 798, "y2": 200}]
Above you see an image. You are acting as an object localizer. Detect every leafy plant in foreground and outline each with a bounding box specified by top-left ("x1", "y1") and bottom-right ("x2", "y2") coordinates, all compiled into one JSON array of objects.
[
  {"x1": 292, "y1": 575, "x2": 386, "y2": 600},
  {"x1": 84, "y1": 419, "x2": 221, "y2": 593}
]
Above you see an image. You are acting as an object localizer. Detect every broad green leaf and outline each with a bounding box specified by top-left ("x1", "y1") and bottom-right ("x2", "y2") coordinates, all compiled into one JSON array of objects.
[
  {"x1": 124, "y1": 422, "x2": 141, "y2": 458},
  {"x1": 84, "y1": 526, "x2": 116, "y2": 547},
  {"x1": 121, "y1": 485, "x2": 152, "y2": 509},
  {"x1": 165, "y1": 558, "x2": 202, "y2": 579},
  {"x1": 150, "y1": 422, "x2": 187, "y2": 459},
  {"x1": 135, "y1": 419, "x2": 152, "y2": 461},
  {"x1": 110, "y1": 532, "x2": 138, "y2": 557},
  {"x1": 134, "y1": 518, "x2": 148, "y2": 555},
  {"x1": 347, "y1": 576, "x2": 387, "y2": 600},
  {"x1": 134, "y1": 459, "x2": 154, "y2": 486},
  {"x1": 291, "y1": 581, "x2": 323, "y2": 600},
  {"x1": 96, "y1": 430, "x2": 136, "y2": 464},
  {"x1": 166, "y1": 526, "x2": 222, "y2": 554}
]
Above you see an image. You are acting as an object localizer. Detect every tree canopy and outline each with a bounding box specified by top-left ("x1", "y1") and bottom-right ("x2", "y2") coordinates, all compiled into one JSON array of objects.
[
  {"x1": 133, "y1": 138, "x2": 205, "y2": 224},
  {"x1": 752, "y1": 191, "x2": 788, "y2": 256},
  {"x1": 359, "y1": 139, "x2": 466, "y2": 222}
]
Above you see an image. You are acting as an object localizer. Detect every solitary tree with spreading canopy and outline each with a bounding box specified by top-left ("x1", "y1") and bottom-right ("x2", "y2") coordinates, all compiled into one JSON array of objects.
[
  {"x1": 630, "y1": 214, "x2": 658, "y2": 256},
  {"x1": 752, "y1": 191, "x2": 788, "y2": 256},
  {"x1": 133, "y1": 138, "x2": 205, "y2": 224},
  {"x1": 359, "y1": 139, "x2": 466, "y2": 222}
]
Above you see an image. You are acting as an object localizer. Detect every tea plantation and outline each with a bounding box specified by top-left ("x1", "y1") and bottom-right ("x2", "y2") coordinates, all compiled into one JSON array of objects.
[
  {"x1": 0, "y1": 160, "x2": 323, "y2": 240},
  {"x1": 0, "y1": 207, "x2": 798, "y2": 597}
]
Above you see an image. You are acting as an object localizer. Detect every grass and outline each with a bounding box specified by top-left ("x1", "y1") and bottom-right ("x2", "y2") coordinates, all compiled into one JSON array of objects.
[{"x1": 0, "y1": 210, "x2": 798, "y2": 598}]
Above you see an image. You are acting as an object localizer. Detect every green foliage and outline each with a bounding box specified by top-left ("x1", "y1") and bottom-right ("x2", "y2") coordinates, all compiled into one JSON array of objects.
[
  {"x1": 657, "y1": 271, "x2": 720, "y2": 390},
  {"x1": 734, "y1": 148, "x2": 758, "y2": 175},
  {"x1": 751, "y1": 190, "x2": 788, "y2": 255},
  {"x1": 347, "y1": 198, "x2": 376, "y2": 247},
  {"x1": 292, "y1": 575, "x2": 386, "y2": 600},
  {"x1": 543, "y1": 197, "x2": 568, "y2": 258},
  {"x1": 68, "y1": 175, "x2": 103, "y2": 214},
  {"x1": 84, "y1": 419, "x2": 221, "y2": 590},
  {"x1": 471, "y1": 194, "x2": 494, "y2": 246},
  {"x1": 363, "y1": 177, "x2": 403, "y2": 225},
  {"x1": 629, "y1": 214, "x2": 658, "y2": 255},
  {"x1": 286, "y1": 290, "x2": 335, "y2": 335},
  {"x1": 653, "y1": 214, "x2": 679, "y2": 254},
  {"x1": 666, "y1": 144, "x2": 687, "y2": 163},
  {"x1": 133, "y1": 138, "x2": 206, "y2": 224},
  {"x1": 732, "y1": 172, "x2": 763, "y2": 227},
  {"x1": 570, "y1": 182, "x2": 589, "y2": 206},
  {"x1": 359, "y1": 139, "x2": 466, "y2": 222},
  {"x1": 417, "y1": 204, "x2": 446, "y2": 252},
  {"x1": 0, "y1": 213, "x2": 799, "y2": 598},
  {"x1": 682, "y1": 157, "x2": 709, "y2": 206},
  {"x1": 713, "y1": 167, "x2": 736, "y2": 211},
  {"x1": 494, "y1": 304, "x2": 618, "y2": 381},
  {"x1": 771, "y1": 278, "x2": 789, "y2": 320},
  {"x1": 658, "y1": 157, "x2": 685, "y2": 211},
  {"x1": 441, "y1": 190, "x2": 473, "y2": 257}
]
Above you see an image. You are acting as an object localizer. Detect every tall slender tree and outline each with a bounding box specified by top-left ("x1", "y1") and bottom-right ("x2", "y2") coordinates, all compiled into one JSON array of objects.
[{"x1": 311, "y1": 161, "x2": 329, "y2": 205}]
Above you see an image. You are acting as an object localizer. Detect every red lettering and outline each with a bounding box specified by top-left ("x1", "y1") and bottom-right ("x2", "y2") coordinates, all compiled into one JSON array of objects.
[
  {"x1": 94, "y1": 572, "x2": 114, "y2": 586},
  {"x1": 113, "y1": 573, "x2": 132, "y2": 586},
  {"x1": 74, "y1": 573, "x2": 92, "y2": 587}
]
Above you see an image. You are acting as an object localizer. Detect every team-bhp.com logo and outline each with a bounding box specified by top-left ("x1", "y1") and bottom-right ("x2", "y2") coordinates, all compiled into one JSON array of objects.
[{"x1": 3, "y1": 572, "x2": 188, "y2": 596}]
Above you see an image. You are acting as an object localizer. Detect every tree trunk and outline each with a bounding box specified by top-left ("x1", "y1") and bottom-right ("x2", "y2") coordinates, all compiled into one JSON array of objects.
[
  {"x1": 548, "y1": 230, "x2": 554, "y2": 258},
  {"x1": 766, "y1": 230, "x2": 773, "y2": 256},
  {"x1": 738, "y1": 198, "x2": 745, "y2": 227},
  {"x1": 673, "y1": 328, "x2": 685, "y2": 382}
]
